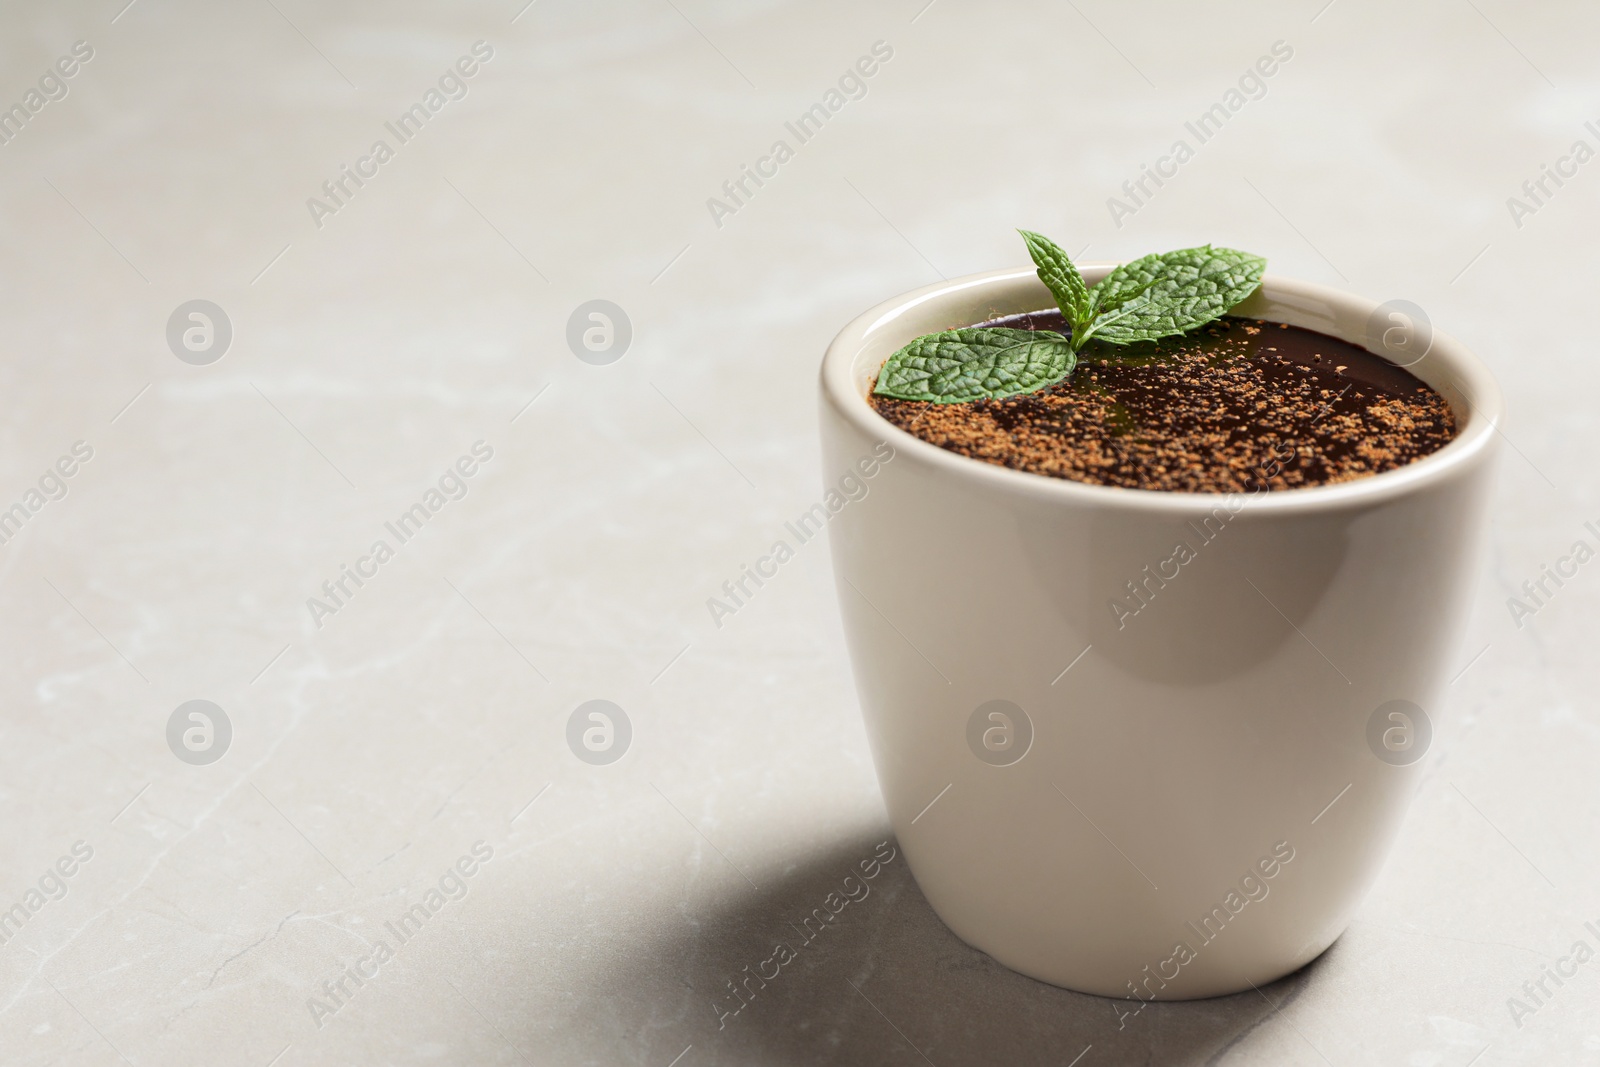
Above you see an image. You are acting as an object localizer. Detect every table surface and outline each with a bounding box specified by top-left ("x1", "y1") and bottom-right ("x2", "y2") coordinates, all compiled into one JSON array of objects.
[{"x1": 1, "y1": 1, "x2": 1596, "y2": 1064}]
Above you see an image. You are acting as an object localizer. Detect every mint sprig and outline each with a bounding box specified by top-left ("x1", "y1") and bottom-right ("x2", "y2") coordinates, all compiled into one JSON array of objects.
[{"x1": 872, "y1": 233, "x2": 1265, "y2": 404}]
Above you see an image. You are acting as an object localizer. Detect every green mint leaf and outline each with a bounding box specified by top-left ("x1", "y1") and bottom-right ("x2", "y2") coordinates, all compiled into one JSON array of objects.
[
  {"x1": 873, "y1": 327, "x2": 1075, "y2": 404},
  {"x1": 1018, "y1": 229, "x2": 1091, "y2": 333},
  {"x1": 1087, "y1": 245, "x2": 1266, "y2": 345}
]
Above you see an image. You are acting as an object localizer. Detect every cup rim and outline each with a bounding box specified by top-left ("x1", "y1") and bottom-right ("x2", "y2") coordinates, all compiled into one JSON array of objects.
[{"x1": 820, "y1": 266, "x2": 1503, "y2": 515}]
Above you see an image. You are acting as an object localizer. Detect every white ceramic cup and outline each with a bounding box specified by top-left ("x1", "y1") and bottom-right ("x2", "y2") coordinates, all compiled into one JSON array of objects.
[{"x1": 818, "y1": 267, "x2": 1500, "y2": 999}]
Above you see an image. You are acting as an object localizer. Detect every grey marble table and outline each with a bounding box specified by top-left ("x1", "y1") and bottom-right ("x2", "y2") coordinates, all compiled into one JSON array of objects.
[{"x1": 0, "y1": 1, "x2": 1595, "y2": 1064}]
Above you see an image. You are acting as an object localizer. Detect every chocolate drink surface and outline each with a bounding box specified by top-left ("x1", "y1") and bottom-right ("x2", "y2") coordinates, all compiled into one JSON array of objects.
[{"x1": 868, "y1": 311, "x2": 1456, "y2": 493}]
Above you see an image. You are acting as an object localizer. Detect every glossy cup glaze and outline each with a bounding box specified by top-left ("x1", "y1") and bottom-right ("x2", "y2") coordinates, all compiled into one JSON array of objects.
[{"x1": 818, "y1": 267, "x2": 1500, "y2": 998}]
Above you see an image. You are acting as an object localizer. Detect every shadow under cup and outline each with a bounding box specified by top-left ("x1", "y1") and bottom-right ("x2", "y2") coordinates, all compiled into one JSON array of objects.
[{"x1": 817, "y1": 267, "x2": 1500, "y2": 999}]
